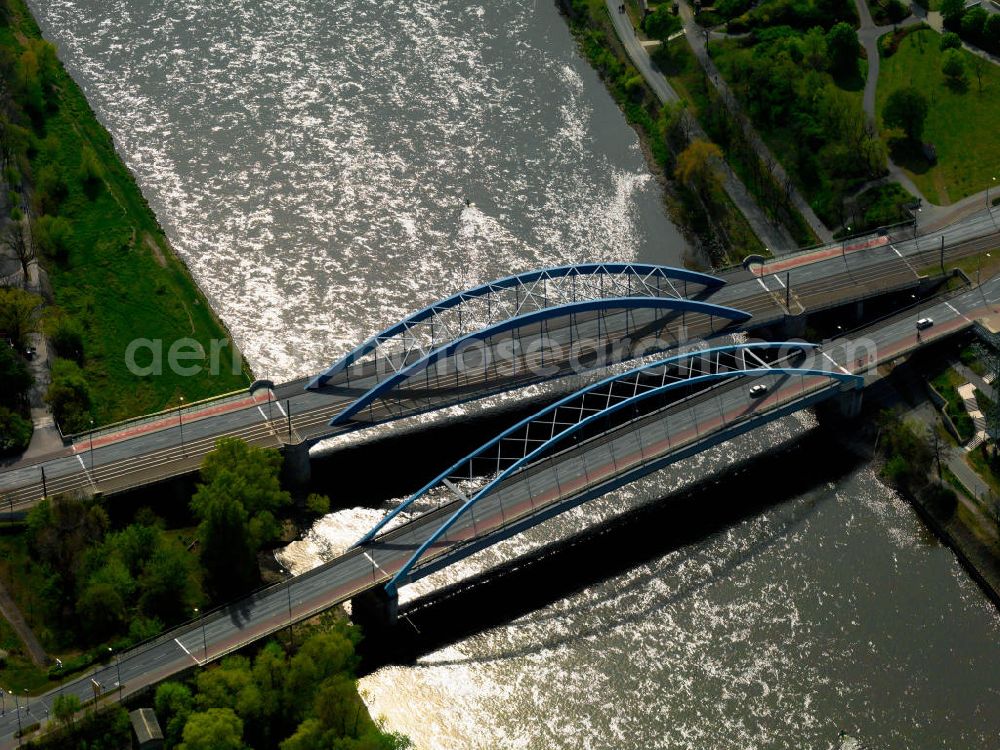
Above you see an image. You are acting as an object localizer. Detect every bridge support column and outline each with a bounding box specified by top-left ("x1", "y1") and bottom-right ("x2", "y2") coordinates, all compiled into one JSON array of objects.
[
  {"x1": 854, "y1": 300, "x2": 864, "y2": 323},
  {"x1": 350, "y1": 587, "x2": 398, "y2": 632},
  {"x1": 281, "y1": 441, "x2": 312, "y2": 488},
  {"x1": 782, "y1": 313, "x2": 807, "y2": 338},
  {"x1": 837, "y1": 388, "x2": 863, "y2": 419}
]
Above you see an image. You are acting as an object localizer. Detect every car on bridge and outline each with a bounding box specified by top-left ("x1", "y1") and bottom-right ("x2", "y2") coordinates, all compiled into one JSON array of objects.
[
  {"x1": 916, "y1": 317, "x2": 934, "y2": 330},
  {"x1": 749, "y1": 384, "x2": 769, "y2": 398}
]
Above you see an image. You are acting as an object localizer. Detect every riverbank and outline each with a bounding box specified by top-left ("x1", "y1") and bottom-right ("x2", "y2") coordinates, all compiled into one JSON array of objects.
[
  {"x1": 558, "y1": 0, "x2": 764, "y2": 266},
  {"x1": 859, "y1": 358, "x2": 1000, "y2": 610},
  {"x1": 0, "y1": 0, "x2": 250, "y2": 431}
]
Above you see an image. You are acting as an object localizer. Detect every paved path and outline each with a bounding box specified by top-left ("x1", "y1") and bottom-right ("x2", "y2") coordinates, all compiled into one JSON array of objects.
[
  {"x1": 603, "y1": 0, "x2": 798, "y2": 254},
  {"x1": 0, "y1": 581, "x2": 47, "y2": 669},
  {"x1": 678, "y1": 0, "x2": 835, "y2": 245}
]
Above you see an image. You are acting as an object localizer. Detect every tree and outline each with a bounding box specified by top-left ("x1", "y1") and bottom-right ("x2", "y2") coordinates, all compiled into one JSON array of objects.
[
  {"x1": 43, "y1": 310, "x2": 84, "y2": 363},
  {"x1": 3, "y1": 218, "x2": 32, "y2": 282},
  {"x1": 674, "y1": 140, "x2": 723, "y2": 199},
  {"x1": 941, "y1": 48, "x2": 967, "y2": 88},
  {"x1": 191, "y1": 438, "x2": 292, "y2": 596},
  {"x1": 179, "y1": 708, "x2": 245, "y2": 750},
  {"x1": 46, "y1": 357, "x2": 92, "y2": 433},
  {"x1": 970, "y1": 54, "x2": 987, "y2": 94},
  {"x1": 939, "y1": 31, "x2": 962, "y2": 50},
  {"x1": 53, "y1": 694, "x2": 81, "y2": 729},
  {"x1": 0, "y1": 286, "x2": 41, "y2": 349},
  {"x1": 882, "y1": 86, "x2": 929, "y2": 142},
  {"x1": 76, "y1": 581, "x2": 126, "y2": 642},
  {"x1": 192, "y1": 485, "x2": 258, "y2": 597},
  {"x1": 138, "y1": 540, "x2": 202, "y2": 623},
  {"x1": 826, "y1": 22, "x2": 860, "y2": 77},
  {"x1": 0, "y1": 343, "x2": 31, "y2": 409},
  {"x1": 961, "y1": 7, "x2": 988, "y2": 41},
  {"x1": 644, "y1": 6, "x2": 681, "y2": 41},
  {"x1": 800, "y1": 26, "x2": 828, "y2": 70},
  {"x1": 940, "y1": 0, "x2": 965, "y2": 28},
  {"x1": 33, "y1": 214, "x2": 72, "y2": 263},
  {"x1": 156, "y1": 682, "x2": 194, "y2": 747}
]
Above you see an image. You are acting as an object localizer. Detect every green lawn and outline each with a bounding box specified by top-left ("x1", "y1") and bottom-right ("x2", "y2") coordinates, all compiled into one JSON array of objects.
[
  {"x1": 876, "y1": 27, "x2": 1000, "y2": 206},
  {"x1": 3, "y1": 1, "x2": 251, "y2": 427}
]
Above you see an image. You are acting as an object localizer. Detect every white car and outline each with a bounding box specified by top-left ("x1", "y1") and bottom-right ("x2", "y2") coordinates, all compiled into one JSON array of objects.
[
  {"x1": 749, "y1": 384, "x2": 769, "y2": 399},
  {"x1": 916, "y1": 317, "x2": 934, "y2": 330}
]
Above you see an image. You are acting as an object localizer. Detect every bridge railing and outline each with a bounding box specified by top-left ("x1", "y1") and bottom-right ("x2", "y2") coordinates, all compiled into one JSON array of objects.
[{"x1": 56, "y1": 386, "x2": 256, "y2": 447}]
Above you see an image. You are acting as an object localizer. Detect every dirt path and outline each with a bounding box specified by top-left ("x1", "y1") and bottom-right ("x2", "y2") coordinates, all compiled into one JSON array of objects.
[{"x1": 0, "y1": 580, "x2": 48, "y2": 669}]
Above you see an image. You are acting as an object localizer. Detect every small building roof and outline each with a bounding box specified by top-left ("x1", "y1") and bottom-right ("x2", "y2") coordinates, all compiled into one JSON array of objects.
[{"x1": 129, "y1": 708, "x2": 164, "y2": 745}]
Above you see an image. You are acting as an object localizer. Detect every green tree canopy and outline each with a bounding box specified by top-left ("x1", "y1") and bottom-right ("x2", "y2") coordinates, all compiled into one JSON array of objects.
[
  {"x1": 883, "y1": 86, "x2": 929, "y2": 142},
  {"x1": 179, "y1": 708, "x2": 245, "y2": 750},
  {"x1": 826, "y1": 22, "x2": 859, "y2": 77}
]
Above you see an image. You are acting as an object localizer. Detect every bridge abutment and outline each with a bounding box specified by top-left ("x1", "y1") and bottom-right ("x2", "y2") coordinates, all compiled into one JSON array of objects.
[
  {"x1": 281, "y1": 441, "x2": 312, "y2": 488},
  {"x1": 837, "y1": 387, "x2": 863, "y2": 418},
  {"x1": 351, "y1": 586, "x2": 399, "y2": 632}
]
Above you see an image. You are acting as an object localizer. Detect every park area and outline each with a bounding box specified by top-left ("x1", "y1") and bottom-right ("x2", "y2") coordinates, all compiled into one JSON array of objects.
[{"x1": 877, "y1": 27, "x2": 1000, "y2": 206}]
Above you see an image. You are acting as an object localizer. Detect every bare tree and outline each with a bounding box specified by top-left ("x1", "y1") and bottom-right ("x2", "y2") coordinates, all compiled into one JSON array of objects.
[
  {"x1": 3, "y1": 218, "x2": 32, "y2": 286},
  {"x1": 970, "y1": 55, "x2": 986, "y2": 95}
]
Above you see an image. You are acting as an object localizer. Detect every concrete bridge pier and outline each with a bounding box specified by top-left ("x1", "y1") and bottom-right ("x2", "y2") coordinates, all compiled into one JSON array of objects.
[
  {"x1": 281, "y1": 441, "x2": 312, "y2": 488},
  {"x1": 782, "y1": 313, "x2": 807, "y2": 339},
  {"x1": 837, "y1": 387, "x2": 863, "y2": 418},
  {"x1": 351, "y1": 586, "x2": 399, "y2": 632}
]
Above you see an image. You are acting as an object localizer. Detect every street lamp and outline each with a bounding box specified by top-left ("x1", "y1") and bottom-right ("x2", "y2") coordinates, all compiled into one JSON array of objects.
[
  {"x1": 12, "y1": 690, "x2": 21, "y2": 743},
  {"x1": 978, "y1": 252, "x2": 992, "y2": 286},
  {"x1": 988, "y1": 176, "x2": 996, "y2": 210},
  {"x1": 178, "y1": 395, "x2": 186, "y2": 457},
  {"x1": 22, "y1": 689, "x2": 27, "y2": 715},
  {"x1": 88, "y1": 419, "x2": 95, "y2": 472},
  {"x1": 108, "y1": 647, "x2": 122, "y2": 702}
]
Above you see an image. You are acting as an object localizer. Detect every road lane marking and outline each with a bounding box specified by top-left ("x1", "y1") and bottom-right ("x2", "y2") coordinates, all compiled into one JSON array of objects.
[
  {"x1": 175, "y1": 637, "x2": 201, "y2": 666},
  {"x1": 945, "y1": 301, "x2": 972, "y2": 322}
]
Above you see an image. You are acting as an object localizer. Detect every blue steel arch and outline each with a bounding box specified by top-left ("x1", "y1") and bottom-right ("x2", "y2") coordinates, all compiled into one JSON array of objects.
[
  {"x1": 358, "y1": 341, "x2": 817, "y2": 545},
  {"x1": 370, "y1": 346, "x2": 862, "y2": 595},
  {"x1": 330, "y1": 296, "x2": 752, "y2": 425},
  {"x1": 308, "y1": 263, "x2": 725, "y2": 390}
]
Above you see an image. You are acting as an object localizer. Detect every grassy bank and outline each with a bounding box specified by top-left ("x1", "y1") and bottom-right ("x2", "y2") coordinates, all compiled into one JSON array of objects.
[
  {"x1": 0, "y1": 0, "x2": 249, "y2": 429},
  {"x1": 877, "y1": 27, "x2": 1000, "y2": 206}
]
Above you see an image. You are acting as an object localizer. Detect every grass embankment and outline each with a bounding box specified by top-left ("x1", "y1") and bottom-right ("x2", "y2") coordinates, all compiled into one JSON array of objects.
[
  {"x1": 931, "y1": 365, "x2": 975, "y2": 442},
  {"x1": 561, "y1": 0, "x2": 765, "y2": 265},
  {"x1": 0, "y1": 0, "x2": 249, "y2": 428},
  {"x1": 658, "y1": 38, "x2": 819, "y2": 247},
  {"x1": 877, "y1": 27, "x2": 1000, "y2": 205}
]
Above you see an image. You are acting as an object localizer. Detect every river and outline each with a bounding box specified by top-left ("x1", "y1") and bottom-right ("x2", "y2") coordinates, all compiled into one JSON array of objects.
[{"x1": 26, "y1": 1, "x2": 1000, "y2": 748}]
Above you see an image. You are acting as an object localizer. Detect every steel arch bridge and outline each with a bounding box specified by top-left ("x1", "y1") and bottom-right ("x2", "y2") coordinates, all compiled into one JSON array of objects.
[
  {"x1": 355, "y1": 342, "x2": 862, "y2": 595},
  {"x1": 309, "y1": 263, "x2": 726, "y2": 390},
  {"x1": 306, "y1": 264, "x2": 752, "y2": 427}
]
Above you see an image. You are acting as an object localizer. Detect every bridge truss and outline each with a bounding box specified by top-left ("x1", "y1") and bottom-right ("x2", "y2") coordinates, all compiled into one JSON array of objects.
[{"x1": 355, "y1": 342, "x2": 863, "y2": 595}]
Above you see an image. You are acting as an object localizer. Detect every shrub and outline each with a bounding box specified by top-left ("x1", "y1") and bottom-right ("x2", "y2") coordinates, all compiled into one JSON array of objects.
[
  {"x1": 43, "y1": 311, "x2": 84, "y2": 363},
  {"x1": 32, "y1": 214, "x2": 72, "y2": 262},
  {"x1": 0, "y1": 343, "x2": 32, "y2": 408},
  {"x1": 46, "y1": 357, "x2": 92, "y2": 433},
  {"x1": 941, "y1": 48, "x2": 967, "y2": 88},
  {"x1": 0, "y1": 406, "x2": 32, "y2": 456},
  {"x1": 77, "y1": 145, "x2": 104, "y2": 197},
  {"x1": 306, "y1": 493, "x2": 331, "y2": 515},
  {"x1": 939, "y1": 32, "x2": 961, "y2": 51},
  {"x1": 32, "y1": 163, "x2": 68, "y2": 215}
]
